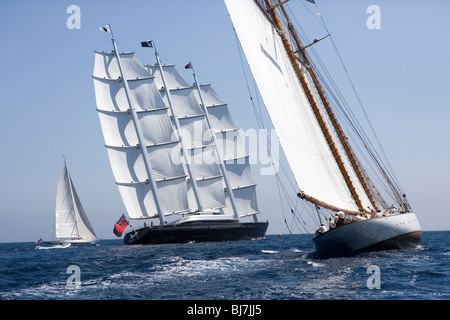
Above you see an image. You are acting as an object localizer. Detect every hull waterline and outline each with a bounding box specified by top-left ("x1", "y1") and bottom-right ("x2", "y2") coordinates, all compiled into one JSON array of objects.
[
  {"x1": 43, "y1": 238, "x2": 99, "y2": 245},
  {"x1": 312, "y1": 212, "x2": 421, "y2": 258},
  {"x1": 123, "y1": 221, "x2": 269, "y2": 245}
]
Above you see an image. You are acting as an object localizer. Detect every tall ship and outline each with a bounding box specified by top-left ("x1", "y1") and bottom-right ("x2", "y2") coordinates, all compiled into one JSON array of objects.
[
  {"x1": 225, "y1": 0, "x2": 421, "y2": 257},
  {"x1": 44, "y1": 159, "x2": 98, "y2": 245},
  {"x1": 93, "y1": 26, "x2": 268, "y2": 245}
]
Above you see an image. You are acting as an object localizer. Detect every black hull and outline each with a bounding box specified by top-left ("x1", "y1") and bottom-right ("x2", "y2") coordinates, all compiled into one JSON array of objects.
[{"x1": 123, "y1": 221, "x2": 269, "y2": 245}]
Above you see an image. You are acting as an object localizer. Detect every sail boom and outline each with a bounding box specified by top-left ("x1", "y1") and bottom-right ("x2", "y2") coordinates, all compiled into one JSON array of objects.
[
  {"x1": 195, "y1": 174, "x2": 223, "y2": 182},
  {"x1": 178, "y1": 113, "x2": 205, "y2": 120},
  {"x1": 105, "y1": 144, "x2": 139, "y2": 150},
  {"x1": 129, "y1": 208, "x2": 195, "y2": 220},
  {"x1": 298, "y1": 192, "x2": 367, "y2": 216},
  {"x1": 239, "y1": 211, "x2": 261, "y2": 218},
  {"x1": 168, "y1": 85, "x2": 195, "y2": 92},
  {"x1": 116, "y1": 180, "x2": 149, "y2": 186},
  {"x1": 97, "y1": 108, "x2": 130, "y2": 115},
  {"x1": 206, "y1": 102, "x2": 228, "y2": 109},
  {"x1": 232, "y1": 183, "x2": 257, "y2": 191},
  {"x1": 115, "y1": 173, "x2": 188, "y2": 185},
  {"x1": 146, "y1": 140, "x2": 180, "y2": 148},
  {"x1": 185, "y1": 143, "x2": 216, "y2": 151},
  {"x1": 92, "y1": 75, "x2": 154, "y2": 82},
  {"x1": 94, "y1": 50, "x2": 134, "y2": 56},
  {"x1": 217, "y1": 128, "x2": 239, "y2": 134},
  {"x1": 98, "y1": 106, "x2": 171, "y2": 116},
  {"x1": 223, "y1": 155, "x2": 249, "y2": 163}
]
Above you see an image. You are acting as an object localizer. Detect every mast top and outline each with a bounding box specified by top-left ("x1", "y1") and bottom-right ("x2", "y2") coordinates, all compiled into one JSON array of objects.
[{"x1": 99, "y1": 24, "x2": 114, "y2": 40}]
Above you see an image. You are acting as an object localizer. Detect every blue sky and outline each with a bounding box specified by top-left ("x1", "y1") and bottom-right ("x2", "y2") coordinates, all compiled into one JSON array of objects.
[{"x1": 0, "y1": 0, "x2": 449, "y2": 242}]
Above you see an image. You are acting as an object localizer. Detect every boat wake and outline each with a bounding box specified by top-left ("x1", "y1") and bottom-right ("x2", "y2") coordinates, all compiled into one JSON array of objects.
[{"x1": 35, "y1": 243, "x2": 71, "y2": 250}]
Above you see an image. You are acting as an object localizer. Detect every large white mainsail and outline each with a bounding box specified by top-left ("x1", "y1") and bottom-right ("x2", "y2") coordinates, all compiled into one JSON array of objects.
[
  {"x1": 54, "y1": 161, "x2": 97, "y2": 242},
  {"x1": 93, "y1": 41, "x2": 260, "y2": 223},
  {"x1": 224, "y1": 1, "x2": 421, "y2": 257},
  {"x1": 225, "y1": 0, "x2": 377, "y2": 213}
]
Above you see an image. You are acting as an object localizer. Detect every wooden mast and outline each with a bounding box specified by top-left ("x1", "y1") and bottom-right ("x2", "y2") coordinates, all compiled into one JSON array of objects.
[
  {"x1": 262, "y1": 0, "x2": 365, "y2": 213},
  {"x1": 277, "y1": 4, "x2": 379, "y2": 212}
]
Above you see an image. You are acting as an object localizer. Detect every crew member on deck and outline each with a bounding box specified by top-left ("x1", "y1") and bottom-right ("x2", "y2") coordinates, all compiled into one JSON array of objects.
[
  {"x1": 336, "y1": 211, "x2": 346, "y2": 226},
  {"x1": 328, "y1": 217, "x2": 336, "y2": 229},
  {"x1": 315, "y1": 223, "x2": 328, "y2": 236}
]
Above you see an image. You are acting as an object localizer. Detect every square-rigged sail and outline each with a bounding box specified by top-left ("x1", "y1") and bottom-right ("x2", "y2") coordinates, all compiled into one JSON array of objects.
[
  {"x1": 146, "y1": 64, "x2": 259, "y2": 218},
  {"x1": 93, "y1": 49, "x2": 259, "y2": 221},
  {"x1": 93, "y1": 51, "x2": 189, "y2": 219}
]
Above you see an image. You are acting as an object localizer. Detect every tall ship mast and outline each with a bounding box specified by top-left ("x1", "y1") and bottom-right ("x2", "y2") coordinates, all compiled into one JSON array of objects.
[
  {"x1": 93, "y1": 26, "x2": 268, "y2": 245},
  {"x1": 225, "y1": 0, "x2": 421, "y2": 257}
]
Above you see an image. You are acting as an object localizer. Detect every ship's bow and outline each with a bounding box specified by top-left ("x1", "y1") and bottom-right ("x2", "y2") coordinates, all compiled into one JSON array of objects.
[{"x1": 313, "y1": 212, "x2": 421, "y2": 258}]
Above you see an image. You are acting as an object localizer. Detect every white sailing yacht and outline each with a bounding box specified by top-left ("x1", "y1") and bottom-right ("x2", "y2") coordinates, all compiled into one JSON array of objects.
[
  {"x1": 93, "y1": 26, "x2": 268, "y2": 244},
  {"x1": 225, "y1": 0, "x2": 421, "y2": 257},
  {"x1": 44, "y1": 160, "x2": 98, "y2": 245}
]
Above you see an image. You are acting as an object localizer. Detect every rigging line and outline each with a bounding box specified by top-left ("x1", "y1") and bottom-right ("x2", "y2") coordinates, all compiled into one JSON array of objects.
[
  {"x1": 287, "y1": 2, "x2": 405, "y2": 202},
  {"x1": 324, "y1": 94, "x2": 403, "y2": 202},
  {"x1": 233, "y1": 23, "x2": 316, "y2": 234},
  {"x1": 293, "y1": 19, "x2": 405, "y2": 204},
  {"x1": 276, "y1": 173, "x2": 309, "y2": 229},
  {"x1": 233, "y1": 26, "x2": 299, "y2": 195},
  {"x1": 272, "y1": 159, "x2": 317, "y2": 233},
  {"x1": 276, "y1": 171, "x2": 311, "y2": 237},
  {"x1": 314, "y1": 59, "x2": 398, "y2": 193},
  {"x1": 114, "y1": 39, "x2": 136, "y2": 54},
  {"x1": 316, "y1": 14, "x2": 404, "y2": 195},
  {"x1": 305, "y1": 38, "x2": 386, "y2": 167},
  {"x1": 296, "y1": 0, "x2": 325, "y2": 29},
  {"x1": 312, "y1": 58, "x2": 392, "y2": 186},
  {"x1": 276, "y1": 174, "x2": 296, "y2": 237}
]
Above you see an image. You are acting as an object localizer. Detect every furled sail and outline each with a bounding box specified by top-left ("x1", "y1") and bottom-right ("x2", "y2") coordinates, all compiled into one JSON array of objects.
[
  {"x1": 55, "y1": 162, "x2": 97, "y2": 240},
  {"x1": 94, "y1": 48, "x2": 259, "y2": 220},
  {"x1": 225, "y1": 0, "x2": 377, "y2": 213}
]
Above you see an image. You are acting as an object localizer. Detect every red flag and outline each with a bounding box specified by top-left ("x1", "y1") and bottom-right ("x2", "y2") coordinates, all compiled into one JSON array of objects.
[{"x1": 113, "y1": 214, "x2": 129, "y2": 237}]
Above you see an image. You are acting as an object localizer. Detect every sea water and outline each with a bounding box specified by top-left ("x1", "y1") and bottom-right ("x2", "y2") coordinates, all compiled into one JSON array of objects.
[{"x1": 0, "y1": 231, "x2": 448, "y2": 300}]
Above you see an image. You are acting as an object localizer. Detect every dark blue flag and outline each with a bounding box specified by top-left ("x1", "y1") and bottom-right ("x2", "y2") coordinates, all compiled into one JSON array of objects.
[{"x1": 141, "y1": 40, "x2": 153, "y2": 48}]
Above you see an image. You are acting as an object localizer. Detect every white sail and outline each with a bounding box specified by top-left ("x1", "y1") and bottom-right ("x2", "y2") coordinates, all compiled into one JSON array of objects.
[
  {"x1": 55, "y1": 162, "x2": 97, "y2": 240},
  {"x1": 146, "y1": 65, "x2": 260, "y2": 218},
  {"x1": 225, "y1": 0, "x2": 377, "y2": 212},
  {"x1": 196, "y1": 84, "x2": 259, "y2": 217},
  {"x1": 94, "y1": 51, "x2": 189, "y2": 219},
  {"x1": 93, "y1": 36, "x2": 261, "y2": 221}
]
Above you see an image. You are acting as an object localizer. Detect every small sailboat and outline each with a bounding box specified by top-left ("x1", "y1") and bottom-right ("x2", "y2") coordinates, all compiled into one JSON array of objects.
[
  {"x1": 44, "y1": 160, "x2": 98, "y2": 245},
  {"x1": 225, "y1": 0, "x2": 421, "y2": 257},
  {"x1": 93, "y1": 26, "x2": 268, "y2": 245}
]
